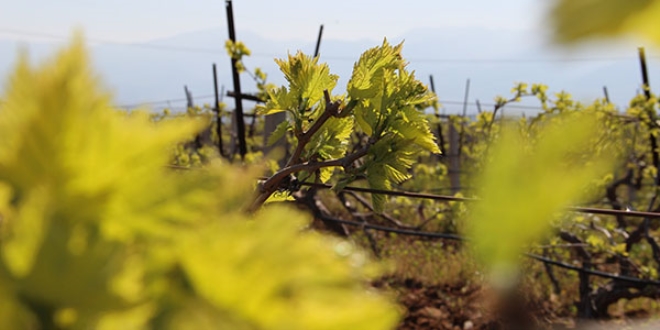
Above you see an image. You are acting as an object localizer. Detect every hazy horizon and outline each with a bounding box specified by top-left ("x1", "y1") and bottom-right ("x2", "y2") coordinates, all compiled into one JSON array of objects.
[{"x1": 2, "y1": 0, "x2": 660, "y2": 114}]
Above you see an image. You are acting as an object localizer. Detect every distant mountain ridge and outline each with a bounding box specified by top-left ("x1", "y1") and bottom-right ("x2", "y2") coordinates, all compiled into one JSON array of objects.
[{"x1": 1, "y1": 27, "x2": 658, "y2": 114}]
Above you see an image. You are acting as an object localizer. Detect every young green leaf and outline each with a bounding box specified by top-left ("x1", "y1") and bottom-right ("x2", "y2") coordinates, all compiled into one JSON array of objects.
[
  {"x1": 345, "y1": 40, "x2": 440, "y2": 209},
  {"x1": 266, "y1": 119, "x2": 291, "y2": 147},
  {"x1": 273, "y1": 52, "x2": 338, "y2": 113}
]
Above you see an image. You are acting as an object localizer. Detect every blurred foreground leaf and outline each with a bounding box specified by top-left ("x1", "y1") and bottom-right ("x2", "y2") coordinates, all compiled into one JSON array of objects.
[
  {"x1": 0, "y1": 35, "x2": 400, "y2": 329},
  {"x1": 466, "y1": 112, "x2": 617, "y2": 289},
  {"x1": 551, "y1": 0, "x2": 660, "y2": 45}
]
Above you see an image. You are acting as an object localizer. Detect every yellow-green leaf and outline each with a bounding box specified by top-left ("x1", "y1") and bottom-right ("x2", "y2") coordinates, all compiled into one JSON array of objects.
[
  {"x1": 551, "y1": 0, "x2": 660, "y2": 45},
  {"x1": 0, "y1": 35, "x2": 402, "y2": 330},
  {"x1": 179, "y1": 205, "x2": 400, "y2": 330},
  {"x1": 465, "y1": 112, "x2": 617, "y2": 289},
  {"x1": 1, "y1": 188, "x2": 49, "y2": 277}
]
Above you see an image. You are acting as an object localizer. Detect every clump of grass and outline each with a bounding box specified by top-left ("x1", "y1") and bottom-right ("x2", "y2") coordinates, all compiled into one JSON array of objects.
[{"x1": 369, "y1": 233, "x2": 478, "y2": 287}]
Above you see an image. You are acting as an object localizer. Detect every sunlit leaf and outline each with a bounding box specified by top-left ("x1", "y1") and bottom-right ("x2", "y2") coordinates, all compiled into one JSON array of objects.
[{"x1": 273, "y1": 52, "x2": 338, "y2": 111}]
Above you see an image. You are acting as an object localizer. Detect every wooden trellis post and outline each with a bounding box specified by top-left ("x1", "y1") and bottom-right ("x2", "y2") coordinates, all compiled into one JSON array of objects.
[{"x1": 225, "y1": 0, "x2": 247, "y2": 160}]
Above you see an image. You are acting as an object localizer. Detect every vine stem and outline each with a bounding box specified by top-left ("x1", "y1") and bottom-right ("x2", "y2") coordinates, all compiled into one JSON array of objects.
[
  {"x1": 248, "y1": 149, "x2": 367, "y2": 213},
  {"x1": 285, "y1": 90, "x2": 341, "y2": 168},
  {"x1": 247, "y1": 90, "x2": 364, "y2": 213}
]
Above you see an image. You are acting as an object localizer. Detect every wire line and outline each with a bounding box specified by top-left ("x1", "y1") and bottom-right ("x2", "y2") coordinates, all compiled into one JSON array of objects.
[
  {"x1": 294, "y1": 181, "x2": 660, "y2": 219},
  {"x1": 317, "y1": 214, "x2": 660, "y2": 286},
  {"x1": 3, "y1": 27, "x2": 660, "y2": 63}
]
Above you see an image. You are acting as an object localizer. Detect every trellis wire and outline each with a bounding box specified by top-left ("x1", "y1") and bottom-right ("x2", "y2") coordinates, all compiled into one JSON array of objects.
[
  {"x1": 291, "y1": 180, "x2": 660, "y2": 219},
  {"x1": 161, "y1": 168, "x2": 660, "y2": 285},
  {"x1": 316, "y1": 214, "x2": 660, "y2": 287}
]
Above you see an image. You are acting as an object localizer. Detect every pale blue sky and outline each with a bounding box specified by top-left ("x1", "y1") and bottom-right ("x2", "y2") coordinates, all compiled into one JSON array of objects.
[
  {"x1": 1, "y1": 0, "x2": 657, "y2": 112},
  {"x1": 1, "y1": 0, "x2": 548, "y2": 42}
]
